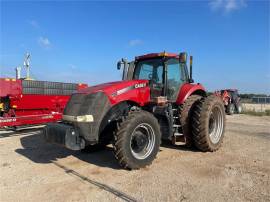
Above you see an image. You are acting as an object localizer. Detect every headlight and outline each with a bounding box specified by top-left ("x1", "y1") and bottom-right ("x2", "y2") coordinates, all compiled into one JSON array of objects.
[{"x1": 63, "y1": 115, "x2": 94, "y2": 122}]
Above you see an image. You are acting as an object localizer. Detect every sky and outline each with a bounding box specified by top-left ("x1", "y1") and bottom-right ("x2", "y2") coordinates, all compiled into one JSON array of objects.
[{"x1": 0, "y1": 0, "x2": 270, "y2": 94}]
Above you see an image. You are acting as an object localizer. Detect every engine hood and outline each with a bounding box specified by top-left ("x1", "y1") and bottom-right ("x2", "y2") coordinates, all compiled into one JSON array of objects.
[
  {"x1": 77, "y1": 80, "x2": 150, "y2": 106},
  {"x1": 78, "y1": 80, "x2": 148, "y2": 95}
]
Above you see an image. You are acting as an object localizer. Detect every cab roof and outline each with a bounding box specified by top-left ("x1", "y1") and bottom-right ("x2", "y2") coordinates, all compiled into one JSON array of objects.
[{"x1": 135, "y1": 52, "x2": 179, "y2": 60}]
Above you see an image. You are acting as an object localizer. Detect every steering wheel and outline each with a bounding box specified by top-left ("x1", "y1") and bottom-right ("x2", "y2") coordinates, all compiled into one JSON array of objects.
[{"x1": 148, "y1": 74, "x2": 160, "y2": 83}]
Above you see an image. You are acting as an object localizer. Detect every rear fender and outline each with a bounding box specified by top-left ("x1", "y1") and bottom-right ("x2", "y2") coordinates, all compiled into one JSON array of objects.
[{"x1": 176, "y1": 83, "x2": 206, "y2": 105}]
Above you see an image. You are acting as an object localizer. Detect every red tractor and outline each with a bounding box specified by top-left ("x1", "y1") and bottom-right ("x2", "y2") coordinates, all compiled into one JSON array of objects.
[
  {"x1": 44, "y1": 52, "x2": 226, "y2": 169},
  {"x1": 215, "y1": 89, "x2": 242, "y2": 115}
]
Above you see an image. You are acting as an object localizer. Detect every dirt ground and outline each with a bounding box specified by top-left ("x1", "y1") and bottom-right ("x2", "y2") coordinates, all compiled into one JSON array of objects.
[{"x1": 0, "y1": 114, "x2": 269, "y2": 202}]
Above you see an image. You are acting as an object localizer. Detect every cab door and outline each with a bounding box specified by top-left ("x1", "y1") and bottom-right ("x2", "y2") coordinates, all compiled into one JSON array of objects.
[
  {"x1": 134, "y1": 59, "x2": 164, "y2": 99},
  {"x1": 166, "y1": 58, "x2": 188, "y2": 101}
]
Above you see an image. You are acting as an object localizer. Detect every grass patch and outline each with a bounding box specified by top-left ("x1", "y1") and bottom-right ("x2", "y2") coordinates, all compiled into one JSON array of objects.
[{"x1": 242, "y1": 109, "x2": 270, "y2": 116}]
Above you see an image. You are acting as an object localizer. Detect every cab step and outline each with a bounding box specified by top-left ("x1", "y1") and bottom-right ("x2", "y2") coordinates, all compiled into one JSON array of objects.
[{"x1": 172, "y1": 132, "x2": 185, "y2": 145}]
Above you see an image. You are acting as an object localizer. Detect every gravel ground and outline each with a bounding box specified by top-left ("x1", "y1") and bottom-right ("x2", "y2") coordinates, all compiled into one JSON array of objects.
[{"x1": 0, "y1": 114, "x2": 269, "y2": 202}]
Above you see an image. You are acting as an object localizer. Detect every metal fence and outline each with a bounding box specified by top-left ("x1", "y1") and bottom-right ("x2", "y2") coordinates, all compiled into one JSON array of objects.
[
  {"x1": 252, "y1": 97, "x2": 270, "y2": 104},
  {"x1": 240, "y1": 97, "x2": 270, "y2": 113}
]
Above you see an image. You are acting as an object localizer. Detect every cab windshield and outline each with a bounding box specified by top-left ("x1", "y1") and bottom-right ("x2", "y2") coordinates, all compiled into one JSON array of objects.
[
  {"x1": 133, "y1": 58, "x2": 188, "y2": 100},
  {"x1": 134, "y1": 58, "x2": 164, "y2": 83}
]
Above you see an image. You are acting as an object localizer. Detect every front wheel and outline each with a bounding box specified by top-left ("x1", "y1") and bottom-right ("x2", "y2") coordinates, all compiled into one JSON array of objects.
[
  {"x1": 192, "y1": 95, "x2": 226, "y2": 152},
  {"x1": 113, "y1": 110, "x2": 161, "y2": 169}
]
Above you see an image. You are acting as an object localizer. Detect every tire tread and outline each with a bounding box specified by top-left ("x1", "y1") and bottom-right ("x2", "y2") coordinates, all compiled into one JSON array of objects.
[
  {"x1": 191, "y1": 95, "x2": 225, "y2": 152},
  {"x1": 113, "y1": 110, "x2": 161, "y2": 169}
]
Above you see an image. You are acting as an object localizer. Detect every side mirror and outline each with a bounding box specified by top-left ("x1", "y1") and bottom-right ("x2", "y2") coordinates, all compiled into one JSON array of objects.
[
  {"x1": 117, "y1": 58, "x2": 129, "y2": 80},
  {"x1": 117, "y1": 61, "x2": 122, "y2": 70}
]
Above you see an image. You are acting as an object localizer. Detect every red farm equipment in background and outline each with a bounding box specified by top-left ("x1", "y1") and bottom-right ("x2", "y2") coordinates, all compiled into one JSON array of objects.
[
  {"x1": 0, "y1": 54, "x2": 88, "y2": 129},
  {"x1": 215, "y1": 89, "x2": 242, "y2": 115},
  {"x1": 0, "y1": 78, "x2": 88, "y2": 129}
]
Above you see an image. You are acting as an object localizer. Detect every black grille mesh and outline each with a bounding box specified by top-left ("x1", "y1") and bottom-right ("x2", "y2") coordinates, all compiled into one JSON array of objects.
[{"x1": 64, "y1": 93, "x2": 86, "y2": 116}]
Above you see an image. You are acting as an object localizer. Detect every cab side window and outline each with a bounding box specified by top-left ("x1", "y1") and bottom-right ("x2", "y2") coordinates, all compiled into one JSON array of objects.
[
  {"x1": 134, "y1": 59, "x2": 163, "y2": 84},
  {"x1": 137, "y1": 64, "x2": 153, "y2": 80},
  {"x1": 167, "y1": 59, "x2": 185, "y2": 100}
]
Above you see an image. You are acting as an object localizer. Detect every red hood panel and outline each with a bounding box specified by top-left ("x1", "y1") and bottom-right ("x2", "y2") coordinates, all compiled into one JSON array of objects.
[
  {"x1": 77, "y1": 81, "x2": 206, "y2": 106},
  {"x1": 78, "y1": 80, "x2": 147, "y2": 94},
  {"x1": 77, "y1": 80, "x2": 150, "y2": 106}
]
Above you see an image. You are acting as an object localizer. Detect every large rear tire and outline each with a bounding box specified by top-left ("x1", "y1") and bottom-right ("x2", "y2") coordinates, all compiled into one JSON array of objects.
[
  {"x1": 192, "y1": 95, "x2": 226, "y2": 152},
  {"x1": 179, "y1": 95, "x2": 202, "y2": 146},
  {"x1": 113, "y1": 110, "x2": 161, "y2": 169}
]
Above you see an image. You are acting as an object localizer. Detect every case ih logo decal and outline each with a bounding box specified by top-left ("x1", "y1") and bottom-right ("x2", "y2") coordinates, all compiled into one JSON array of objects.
[
  {"x1": 112, "y1": 83, "x2": 147, "y2": 97},
  {"x1": 135, "y1": 83, "x2": 146, "y2": 88}
]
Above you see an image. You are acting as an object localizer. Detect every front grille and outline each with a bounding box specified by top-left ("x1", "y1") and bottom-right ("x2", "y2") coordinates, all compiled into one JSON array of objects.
[
  {"x1": 63, "y1": 92, "x2": 111, "y2": 142},
  {"x1": 64, "y1": 93, "x2": 86, "y2": 116}
]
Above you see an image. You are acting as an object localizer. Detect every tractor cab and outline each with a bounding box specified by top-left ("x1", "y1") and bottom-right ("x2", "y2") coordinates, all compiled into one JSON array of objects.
[
  {"x1": 223, "y1": 89, "x2": 239, "y2": 102},
  {"x1": 118, "y1": 52, "x2": 193, "y2": 102}
]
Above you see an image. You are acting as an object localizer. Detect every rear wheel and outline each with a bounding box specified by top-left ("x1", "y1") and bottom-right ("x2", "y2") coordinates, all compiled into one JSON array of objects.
[
  {"x1": 113, "y1": 110, "x2": 161, "y2": 169},
  {"x1": 192, "y1": 95, "x2": 226, "y2": 152},
  {"x1": 179, "y1": 95, "x2": 202, "y2": 146}
]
